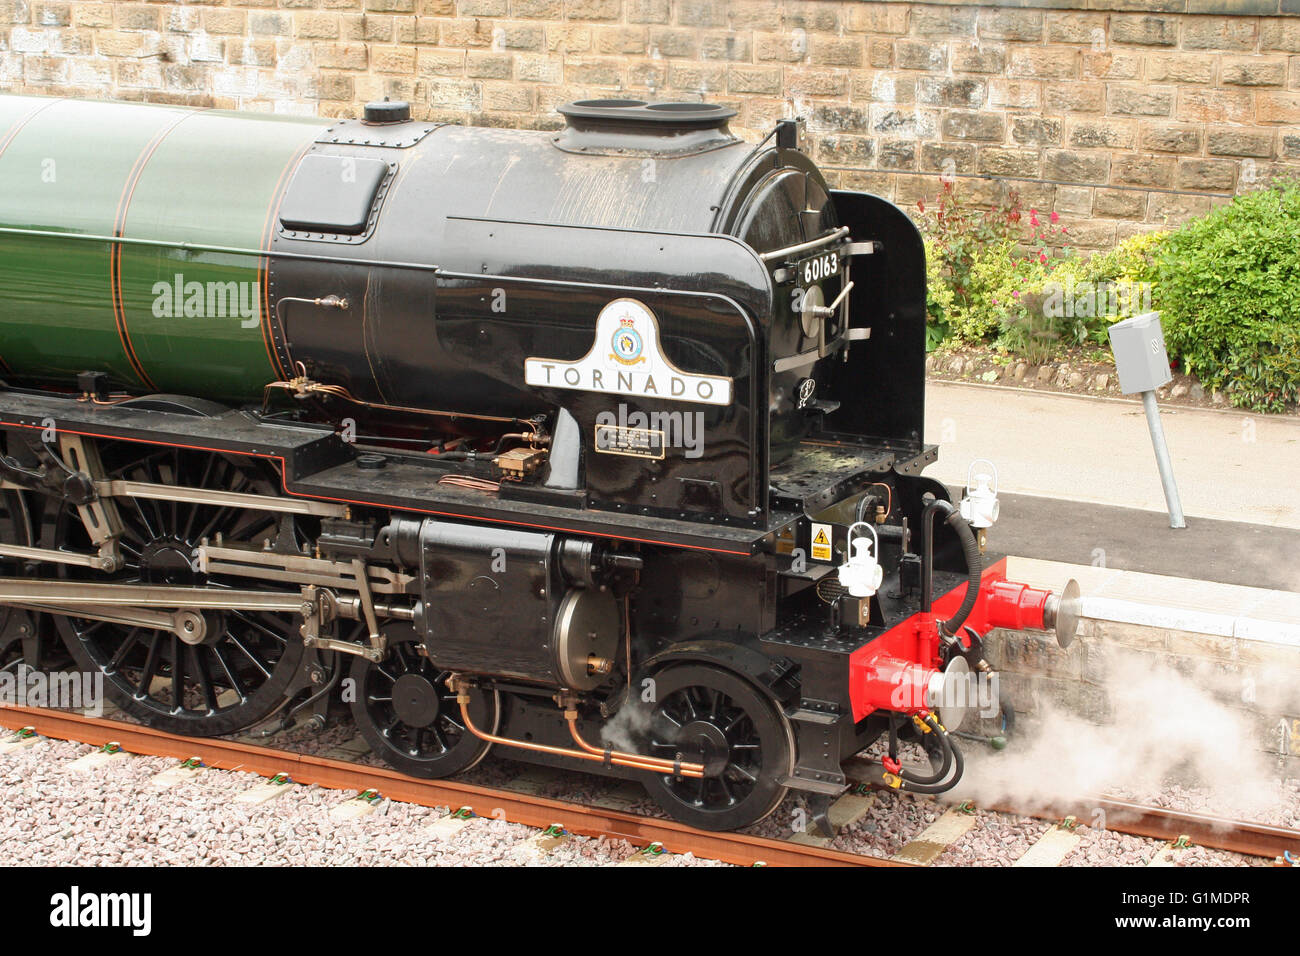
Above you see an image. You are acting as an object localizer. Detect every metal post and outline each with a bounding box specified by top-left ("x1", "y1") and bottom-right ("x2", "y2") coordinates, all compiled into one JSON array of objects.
[{"x1": 1140, "y1": 389, "x2": 1186, "y2": 529}]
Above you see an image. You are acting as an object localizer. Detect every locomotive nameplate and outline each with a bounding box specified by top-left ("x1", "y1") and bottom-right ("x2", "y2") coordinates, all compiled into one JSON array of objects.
[
  {"x1": 524, "y1": 298, "x2": 733, "y2": 406},
  {"x1": 593, "y1": 424, "x2": 666, "y2": 460}
]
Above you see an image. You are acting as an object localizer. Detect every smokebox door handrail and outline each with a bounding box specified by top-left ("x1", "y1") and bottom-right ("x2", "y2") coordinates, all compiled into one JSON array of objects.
[{"x1": 759, "y1": 226, "x2": 851, "y2": 262}]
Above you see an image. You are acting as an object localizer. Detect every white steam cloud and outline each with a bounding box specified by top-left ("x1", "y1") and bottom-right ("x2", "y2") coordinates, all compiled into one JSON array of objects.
[{"x1": 952, "y1": 644, "x2": 1297, "y2": 823}]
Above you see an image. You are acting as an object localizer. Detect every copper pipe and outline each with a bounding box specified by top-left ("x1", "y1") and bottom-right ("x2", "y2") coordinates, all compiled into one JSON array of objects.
[
  {"x1": 262, "y1": 378, "x2": 538, "y2": 435},
  {"x1": 565, "y1": 707, "x2": 705, "y2": 778},
  {"x1": 622, "y1": 595, "x2": 633, "y2": 697},
  {"x1": 454, "y1": 686, "x2": 704, "y2": 779}
]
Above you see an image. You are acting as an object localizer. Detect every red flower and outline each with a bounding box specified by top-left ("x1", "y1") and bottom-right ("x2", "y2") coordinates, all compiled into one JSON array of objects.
[
  {"x1": 1050, "y1": 210, "x2": 1060, "y2": 224},
  {"x1": 1039, "y1": 251, "x2": 1048, "y2": 264},
  {"x1": 1029, "y1": 209, "x2": 1040, "y2": 227},
  {"x1": 917, "y1": 199, "x2": 925, "y2": 213}
]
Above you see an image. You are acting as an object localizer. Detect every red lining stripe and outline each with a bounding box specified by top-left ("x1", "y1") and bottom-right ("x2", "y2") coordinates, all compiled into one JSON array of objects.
[
  {"x1": 0, "y1": 419, "x2": 755, "y2": 556},
  {"x1": 0, "y1": 98, "x2": 60, "y2": 161},
  {"x1": 110, "y1": 110, "x2": 205, "y2": 393},
  {"x1": 258, "y1": 140, "x2": 314, "y2": 382}
]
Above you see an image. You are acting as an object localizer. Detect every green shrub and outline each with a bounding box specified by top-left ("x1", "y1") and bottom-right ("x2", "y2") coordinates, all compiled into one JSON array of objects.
[
  {"x1": 1156, "y1": 181, "x2": 1300, "y2": 412},
  {"x1": 916, "y1": 179, "x2": 1300, "y2": 411},
  {"x1": 917, "y1": 182, "x2": 1022, "y2": 346},
  {"x1": 923, "y1": 236, "x2": 955, "y2": 351},
  {"x1": 1084, "y1": 230, "x2": 1165, "y2": 288}
]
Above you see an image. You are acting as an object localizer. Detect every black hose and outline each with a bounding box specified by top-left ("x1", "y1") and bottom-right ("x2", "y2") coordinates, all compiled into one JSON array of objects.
[
  {"x1": 898, "y1": 721, "x2": 953, "y2": 786},
  {"x1": 899, "y1": 716, "x2": 965, "y2": 794},
  {"x1": 922, "y1": 499, "x2": 983, "y2": 637}
]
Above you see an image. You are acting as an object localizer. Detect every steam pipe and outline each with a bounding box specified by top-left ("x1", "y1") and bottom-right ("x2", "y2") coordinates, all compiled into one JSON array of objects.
[
  {"x1": 564, "y1": 705, "x2": 705, "y2": 778},
  {"x1": 921, "y1": 499, "x2": 983, "y2": 637},
  {"x1": 451, "y1": 680, "x2": 704, "y2": 779}
]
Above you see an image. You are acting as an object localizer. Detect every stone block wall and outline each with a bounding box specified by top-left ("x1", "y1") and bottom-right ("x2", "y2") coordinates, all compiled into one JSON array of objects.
[{"x1": 3, "y1": 0, "x2": 1300, "y2": 245}]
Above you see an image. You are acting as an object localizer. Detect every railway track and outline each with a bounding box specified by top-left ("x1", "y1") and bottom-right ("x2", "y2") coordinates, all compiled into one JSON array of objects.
[
  {"x1": 0, "y1": 705, "x2": 899, "y2": 868},
  {"x1": 2, "y1": 704, "x2": 1296, "y2": 868}
]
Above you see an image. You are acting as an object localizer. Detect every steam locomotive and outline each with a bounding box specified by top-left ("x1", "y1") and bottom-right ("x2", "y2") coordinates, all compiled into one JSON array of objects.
[{"x1": 0, "y1": 93, "x2": 1078, "y2": 832}]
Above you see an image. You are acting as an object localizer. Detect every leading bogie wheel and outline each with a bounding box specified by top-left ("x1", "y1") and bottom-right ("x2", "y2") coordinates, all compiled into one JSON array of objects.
[
  {"x1": 349, "y1": 631, "x2": 499, "y2": 778},
  {"x1": 639, "y1": 663, "x2": 794, "y2": 831}
]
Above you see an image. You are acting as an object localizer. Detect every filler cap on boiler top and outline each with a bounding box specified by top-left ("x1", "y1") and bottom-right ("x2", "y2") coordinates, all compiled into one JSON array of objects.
[{"x1": 363, "y1": 98, "x2": 411, "y2": 124}]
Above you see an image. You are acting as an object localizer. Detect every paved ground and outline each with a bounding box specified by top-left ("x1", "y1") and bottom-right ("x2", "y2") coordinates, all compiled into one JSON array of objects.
[
  {"x1": 983, "y1": 492, "x2": 1300, "y2": 593},
  {"x1": 924, "y1": 381, "x2": 1300, "y2": 592},
  {"x1": 925, "y1": 381, "x2": 1300, "y2": 529}
]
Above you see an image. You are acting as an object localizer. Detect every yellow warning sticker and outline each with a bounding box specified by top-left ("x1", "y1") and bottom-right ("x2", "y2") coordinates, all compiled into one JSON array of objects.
[{"x1": 810, "y1": 523, "x2": 833, "y2": 562}]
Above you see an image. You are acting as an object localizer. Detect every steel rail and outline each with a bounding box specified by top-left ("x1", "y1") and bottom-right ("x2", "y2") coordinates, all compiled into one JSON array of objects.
[
  {"x1": 906, "y1": 790, "x2": 1300, "y2": 861},
  {"x1": 0, "y1": 705, "x2": 907, "y2": 869},
  {"x1": 843, "y1": 760, "x2": 1300, "y2": 862},
  {"x1": 1007, "y1": 796, "x2": 1300, "y2": 862}
]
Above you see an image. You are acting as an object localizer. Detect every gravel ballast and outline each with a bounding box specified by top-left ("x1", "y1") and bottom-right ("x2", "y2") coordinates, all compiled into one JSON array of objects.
[{"x1": 2, "y1": 708, "x2": 1292, "y2": 866}]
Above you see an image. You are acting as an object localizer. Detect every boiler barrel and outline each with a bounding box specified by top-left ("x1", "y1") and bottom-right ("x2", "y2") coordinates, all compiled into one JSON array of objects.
[
  {"x1": 0, "y1": 94, "x2": 325, "y2": 402},
  {"x1": 0, "y1": 94, "x2": 832, "y2": 428}
]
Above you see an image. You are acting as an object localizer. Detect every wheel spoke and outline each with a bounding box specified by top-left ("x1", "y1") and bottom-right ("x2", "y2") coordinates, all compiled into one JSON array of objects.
[
  {"x1": 441, "y1": 713, "x2": 466, "y2": 733},
  {"x1": 194, "y1": 499, "x2": 240, "y2": 543},
  {"x1": 127, "y1": 486, "x2": 160, "y2": 541},
  {"x1": 190, "y1": 645, "x2": 218, "y2": 714},
  {"x1": 208, "y1": 644, "x2": 248, "y2": 703},
  {"x1": 135, "y1": 633, "x2": 163, "y2": 697},
  {"x1": 107, "y1": 627, "x2": 143, "y2": 673},
  {"x1": 709, "y1": 689, "x2": 724, "y2": 719},
  {"x1": 181, "y1": 454, "x2": 219, "y2": 540},
  {"x1": 118, "y1": 505, "x2": 153, "y2": 548},
  {"x1": 229, "y1": 610, "x2": 288, "y2": 645},
  {"x1": 226, "y1": 511, "x2": 277, "y2": 544},
  {"x1": 77, "y1": 620, "x2": 107, "y2": 639},
  {"x1": 728, "y1": 762, "x2": 757, "y2": 784},
  {"x1": 141, "y1": 460, "x2": 170, "y2": 533},
  {"x1": 170, "y1": 636, "x2": 185, "y2": 712},
  {"x1": 224, "y1": 632, "x2": 272, "y2": 680},
  {"x1": 430, "y1": 725, "x2": 449, "y2": 754}
]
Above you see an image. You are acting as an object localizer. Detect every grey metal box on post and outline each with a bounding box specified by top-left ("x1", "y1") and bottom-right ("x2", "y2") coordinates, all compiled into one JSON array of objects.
[
  {"x1": 1107, "y1": 311, "x2": 1172, "y2": 396},
  {"x1": 1106, "y1": 311, "x2": 1185, "y2": 529}
]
